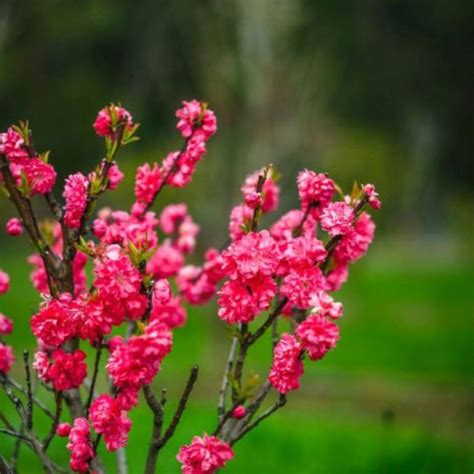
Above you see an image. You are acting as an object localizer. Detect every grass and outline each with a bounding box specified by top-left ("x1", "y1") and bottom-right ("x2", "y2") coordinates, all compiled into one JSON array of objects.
[{"x1": 0, "y1": 241, "x2": 473, "y2": 473}]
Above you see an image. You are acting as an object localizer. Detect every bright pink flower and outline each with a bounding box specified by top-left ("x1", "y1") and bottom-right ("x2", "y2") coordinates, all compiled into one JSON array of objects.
[
  {"x1": 116, "y1": 386, "x2": 139, "y2": 411},
  {"x1": 31, "y1": 294, "x2": 78, "y2": 347},
  {"x1": 107, "y1": 321, "x2": 172, "y2": 390},
  {"x1": 296, "y1": 314, "x2": 339, "y2": 361},
  {"x1": 147, "y1": 241, "x2": 184, "y2": 278},
  {"x1": 326, "y1": 262, "x2": 349, "y2": 291},
  {"x1": 0, "y1": 128, "x2": 28, "y2": 162},
  {"x1": 334, "y1": 212, "x2": 375, "y2": 263},
  {"x1": 176, "y1": 216, "x2": 200, "y2": 254},
  {"x1": 6, "y1": 218, "x2": 23, "y2": 236},
  {"x1": 89, "y1": 394, "x2": 132, "y2": 452},
  {"x1": 160, "y1": 149, "x2": 201, "y2": 189},
  {"x1": 134, "y1": 162, "x2": 161, "y2": 204},
  {"x1": 277, "y1": 235, "x2": 326, "y2": 276},
  {"x1": 309, "y1": 291, "x2": 343, "y2": 319},
  {"x1": 76, "y1": 297, "x2": 114, "y2": 343},
  {"x1": 160, "y1": 204, "x2": 188, "y2": 234},
  {"x1": 33, "y1": 351, "x2": 51, "y2": 382},
  {"x1": 233, "y1": 405, "x2": 246, "y2": 419},
  {"x1": 320, "y1": 202, "x2": 354, "y2": 236},
  {"x1": 107, "y1": 163, "x2": 124, "y2": 189},
  {"x1": 0, "y1": 313, "x2": 13, "y2": 335},
  {"x1": 218, "y1": 276, "x2": 276, "y2": 324},
  {"x1": 176, "y1": 100, "x2": 217, "y2": 139},
  {"x1": 280, "y1": 266, "x2": 328, "y2": 310},
  {"x1": 228, "y1": 204, "x2": 253, "y2": 242},
  {"x1": 363, "y1": 183, "x2": 381, "y2": 209},
  {"x1": 150, "y1": 295, "x2": 187, "y2": 329},
  {"x1": 297, "y1": 170, "x2": 335, "y2": 217},
  {"x1": 269, "y1": 334, "x2": 303, "y2": 394},
  {"x1": 241, "y1": 169, "x2": 280, "y2": 213},
  {"x1": 63, "y1": 173, "x2": 89, "y2": 229},
  {"x1": 177, "y1": 434, "x2": 234, "y2": 474},
  {"x1": 66, "y1": 417, "x2": 94, "y2": 473},
  {"x1": 0, "y1": 343, "x2": 14, "y2": 373},
  {"x1": 23, "y1": 158, "x2": 57, "y2": 195},
  {"x1": 153, "y1": 279, "x2": 172, "y2": 306},
  {"x1": 222, "y1": 230, "x2": 279, "y2": 281},
  {"x1": 0, "y1": 270, "x2": 9, "y2": 294},
  {"x1": 57, "y1": 423, "x2": 71, "y2": 437},
  {"x1": 93, "y1": 105, "x2": 133, "y2": 138},
  {"x1": 244, "y1": 190, "x2": 261, "y2": 209},
  {"x1": 177, "y1": 266, "x2": 216, "y2": 305},
  {"x1": 270, "y1": 209, "x2": 316, "y2": 242},
  {"x1": 47, "y1": 349, "x2": 87, "y2": 391},
  {"x1": 202, "y1": 248, "x2": 226, "y2": 284}
]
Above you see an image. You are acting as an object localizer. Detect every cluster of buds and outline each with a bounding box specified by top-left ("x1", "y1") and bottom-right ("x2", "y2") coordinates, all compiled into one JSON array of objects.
[{"x1": 0, "y1": 99, "x2": 380, "y2": 474}]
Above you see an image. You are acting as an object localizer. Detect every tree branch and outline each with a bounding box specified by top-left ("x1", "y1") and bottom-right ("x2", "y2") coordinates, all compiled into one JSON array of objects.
[
  {"x1": 23, "y1": 351, "x2": 33, "y2": 430},
  {"x1": 42, "y1": 392, "x2": 62, "y2": 452}
]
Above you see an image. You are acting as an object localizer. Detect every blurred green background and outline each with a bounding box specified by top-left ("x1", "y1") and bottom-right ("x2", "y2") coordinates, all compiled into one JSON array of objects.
[{"x1": 0, "y1": 1, "x2": 473, "y2": 472}]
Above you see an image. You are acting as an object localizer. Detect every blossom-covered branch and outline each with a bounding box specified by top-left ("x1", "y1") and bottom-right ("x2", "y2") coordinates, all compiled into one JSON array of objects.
[{"x1": 0, "y1": 98, "x2": 380, "y2": 473}]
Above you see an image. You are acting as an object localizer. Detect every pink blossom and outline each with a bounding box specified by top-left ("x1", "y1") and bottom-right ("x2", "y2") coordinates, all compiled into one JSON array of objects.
[
  {"x1": 244, "y1": 190, "x2": 261, "y2": 209},
  {"x1": 222, "y1": 230, "x2": 279, "y2": 281},
  {"x1": 177, "y1": 266, "x2": 216, "y2": 305},
  {"x1": 0, "y1": 313, "x2": 13, "y2": 335},
  {"x1": 76, "y1": 297, "x2": 114, "y2": 343},
  {"x1": 0, "y1": 343, "x2": 14, "y2": 373},
  {"x1": 147, "y1": 241, "x2": 184, "y2": 278},
  {"x1": 296, "y1": 314, "x2": 339, "y2": 361},
  {"x1": 116, "y1": 386, "x2": 139, "y2": 411},
  {"x1": 6, "y1": 218, "x2": 23, "y2": 236},
  {"x1": 326, "y1": 262, "x2": 349, "y2": 291},
  {"x1": 107, "y1": 321, "x2": 172, "y2": 390},
  {"x1": 241, "y1": 169, "x2": 280, "y2": 213},
  {"x1": 320, "y1": 202, "x2": 354, "y2": 236},
  {"x1": 153, "y1": 279, "x2": 172, "y2": 306},
  {"x1": 280, "y1": 266, "x2": 328, "y2": 310},
  {"x1": 202, "y1": 248, "x2": 226, "y2": 284},
  {"x1": 107, "y1": 163, "x2": 124, "y2": 189},
  {"x1": 31, "y1": 294, "x2": 78, "y2": 347},
  {"x1": 93, "y1": 105, "x2": 133, "y2": 138},
  {"x1": 176, "y1": 216, "x2": 200, "y2": 254},
  {"x1": 218, "y1": 276, "x2": 276, "y2": 324},
  {"x1": 177, "y1": 434, "x2": 234, "y2": 474},
  {"x1": 160, "y1": 149, "x2": 201, "y2": 189},
  {"x1": 0, "y1": 270, "x2": 10, "y2": 294},
  {"x1": 334, "y1": 212, "x2": 375, "y2": 263},
  {"x1": 270, "y1": 209, "x2": 316, "y2": 242},
  {"x1": 269, "y1": 334, "x2": 303, "y2": 394},
  {"x1": 233, "y1": 405, "x2": 246, "y2": 419},
  {"x1": 309, "y1": 291, "x2": 343, "y2": 319},
  {"x1": 66, "y1": 417, "x2": 94, "y2": 473},
  {"x1": 363, "y1": 183, "x2": 381, "y2": 209},
  {"x1": 23, "y1": 158, "x2": 57, "y2": 195},
  {"x1": 89, "y1": 394, "x2": 132, "y2": 451},
  {"x1": 297, "y1": 170, "x2": 335, "y2": 216},
  {"x1": 47, "y1": 349, "x2": 87, "y2": 391},
  {"x1": 277, "y1": 235, "x2": 326, "y2": 276},
  {"x1": 33, "y1": 351, "x2": 51, "y2": 382},
  {"x1": 63, "y1": 173, "x2": 89, "y2": 229},
  {"x1": 176, "y1": 100, "x2": 217, "y2": 139},
  {"x1": 0, "y1": 128, "x2": 28, "y2": 162},
  {"x1": 57, "y1": 423, "x2": 71, "y2": 437},
  {"x1": 228, "y1": 204, "x2": 253, "y2": 242},
  {"x1": 134, "y1": 162, "x2": 161, "y2": 205},
  {"x1": 150, "y1": 295, "x2": 187, "y2": 329},
  {"x1": 160, "y1": 204, "x2": 188, "y2": 234}
]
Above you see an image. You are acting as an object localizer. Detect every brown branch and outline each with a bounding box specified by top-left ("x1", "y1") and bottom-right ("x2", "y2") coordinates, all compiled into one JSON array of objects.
[
  {"x1": 42, "y1": 392, "x2": 62, "y2": 452},
  {"x1": 230, "y1": 394, "x2": 287, "y2": 445},
  {"x1": 86, "y1": 344, "x2": 103, "y2": 414},
  {"x1": 144, "y1": 366, "x2": 199, "y2": 474},
  {"x1": 7, "y1": 377, "x2": 54, "y2": 420},
  {"x1": 217, "y1": 336, "x2": 238, "y2": 420},
  {"x1": 23, "y1": 351, "x2": 33, "y2": 430}
]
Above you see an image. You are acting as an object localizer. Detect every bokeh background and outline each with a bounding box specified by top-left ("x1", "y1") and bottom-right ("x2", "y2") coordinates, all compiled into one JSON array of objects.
[{"x1": 0, "y1": 1, "x2": 473, "y2": 472}]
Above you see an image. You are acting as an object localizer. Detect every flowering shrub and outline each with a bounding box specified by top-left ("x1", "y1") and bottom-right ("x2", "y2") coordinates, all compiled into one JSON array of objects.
[{"x1": 0, "y1": 100, "x2": 380, "y2": 473}]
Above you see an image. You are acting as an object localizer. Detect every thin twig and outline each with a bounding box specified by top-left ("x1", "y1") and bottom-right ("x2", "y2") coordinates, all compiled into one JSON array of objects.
[
  {"x1": 42, "y1": 392, "x2": 62, "y2": 452},
  {"x1": 86, "y1": 344, "x2": 103, "y2": 413},
  {"x1": 7, "y1": 377, "x2": 54, "y2": 419},
  {"x1": 231, "y1": 394, "x2": 287, "y2": 445},
  {"x1": 218, "y1": 336, "x2": 238, "y2": 420},
  {"x1": 23, "y1": 351, "x2": 33, "y2": 430},
  {"x1": 116, "y1": 447, "x2": 128, "y2": 474}
]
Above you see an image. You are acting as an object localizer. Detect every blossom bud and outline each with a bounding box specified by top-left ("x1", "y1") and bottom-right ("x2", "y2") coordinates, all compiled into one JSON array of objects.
[
  {"x1": 233, "y1": 405, "x2": 247, "y2": 419},
  {"x1": 244, "y1": 191, "x2": 262, "y2": 210},
  {"x1": 56, "y1": 423, "x2": 71, "y2": 437},
  {"x1": 6, "y1": 218, "x2": 23, "y2": 236}
]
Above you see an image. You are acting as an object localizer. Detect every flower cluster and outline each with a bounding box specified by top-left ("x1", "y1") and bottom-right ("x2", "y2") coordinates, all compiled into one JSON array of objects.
[
  {"x1": 177, "y1": 434, "x2": 234, "y2": 474},
  {"x1": 0, "y1": 127, "x2": 56, "y2": 195},
  {"x1": 0, "y1": 99, "x2": 381, "y2": 474}
]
